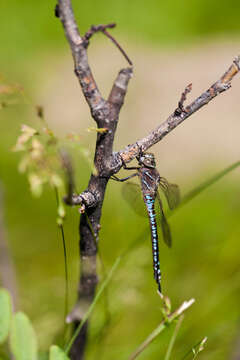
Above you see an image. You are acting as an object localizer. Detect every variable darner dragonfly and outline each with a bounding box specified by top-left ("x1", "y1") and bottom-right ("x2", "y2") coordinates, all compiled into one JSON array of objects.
[{"x1": 112, "y1": 151, "x2": 180, "y2": 293}]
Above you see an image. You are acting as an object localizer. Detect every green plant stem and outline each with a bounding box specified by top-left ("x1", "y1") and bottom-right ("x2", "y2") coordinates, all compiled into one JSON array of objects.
[
  {"x1": 65, "y1": 256, "x2": 121, "y2": 355},
  {"x1": 164, "y1": 315, "x2": 184, "y2": 360},
  {"x1": 54, "y1": 187, "x2": 69, "y2": 340},
  {"x1": 180, "y1": 340, "x2": 203, "y2": 360},
  {"x1": 59, "y1": 224, "x2": 69, "y2": 325},
  {"x1": 129, "y1": 299, "x2": 194, "y2": 360}
]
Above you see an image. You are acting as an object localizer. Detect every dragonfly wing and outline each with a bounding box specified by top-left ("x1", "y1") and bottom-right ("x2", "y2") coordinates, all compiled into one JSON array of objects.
[
  {"x1": 122, "y1": 182, "x2": 147, "y2": 217},
  {"x1": 159, "y1": 177, "x2": 180, "y2": 210},
  {"x1": 156, "y1": 191, "x2": 172, "y2": 248}
]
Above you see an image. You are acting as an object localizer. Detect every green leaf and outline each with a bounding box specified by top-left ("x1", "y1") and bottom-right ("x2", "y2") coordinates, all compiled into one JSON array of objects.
[
  {"x1": 10, "y1": 312, "x2": 38, "y2": 360},
  {"x1": 0, "y1": 288, "x2": 12, "y2": 344},
  {"x1": 49, "y1": 345, "x2": 70, "y2": 360}
]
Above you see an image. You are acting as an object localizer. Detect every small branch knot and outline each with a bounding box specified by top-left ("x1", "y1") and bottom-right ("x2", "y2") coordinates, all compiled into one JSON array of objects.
[
  {"x1": 83, "y1": 23, "x2": 116, "y2": 48},
  {"x1": 54, "y1": 4, "x2": 60, "y2": 18},
  {"x1": 174, "y1": 83, "x2": 192, "y2": 116},
  {"x1": 91, "y1": 103, "x2": 110, "y2": 123},
  {"x1": 64, "y1": 190, "x2": 99, "y2": 208}
]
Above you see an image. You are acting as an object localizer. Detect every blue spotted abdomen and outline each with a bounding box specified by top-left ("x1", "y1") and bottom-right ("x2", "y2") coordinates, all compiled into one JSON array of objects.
[{"x1": 144, "y1": 194, "x2": 161, "y2": 292}]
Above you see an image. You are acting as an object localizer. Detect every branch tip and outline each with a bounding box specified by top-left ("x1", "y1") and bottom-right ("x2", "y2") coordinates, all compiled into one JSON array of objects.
[
  {"x1": 175, "y1": 83, "x2": 193, "y2": 115},
  {"x1": 233, "y1": 55, "x2": 240, "y2": 71},
  {"x1": 83, "y1": 22, "x2": 132, "y2": 66}
]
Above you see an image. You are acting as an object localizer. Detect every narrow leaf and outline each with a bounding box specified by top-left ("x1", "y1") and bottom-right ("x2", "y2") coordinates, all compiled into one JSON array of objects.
[
  {"x1": 164, "y1": 315, "x2": 184, "y2": 360},
  {"x1": 180, "y1": 338, "x2": 206, "y2": 360},
  {"x1": 65, "y1": 256, "x2": 121, "y2": 354},
  {"x1": 50, "y1": 345, "x2": 70, "y2": 360},
  {"x1": 129, "y1": 299, "x2": 195, "y2": 360},
  {"x1": 0, "y1": 288, "x2": 12, "y2": 344},
  {"x1": 10, "y1": 312, "x2": 38, "y2": 360},
  {"x1": 192, "y1": 337, "x2": 207, "y2": 359},
  {"x1": 179, "y1": 161, "x2": 240, "y2": 209}
]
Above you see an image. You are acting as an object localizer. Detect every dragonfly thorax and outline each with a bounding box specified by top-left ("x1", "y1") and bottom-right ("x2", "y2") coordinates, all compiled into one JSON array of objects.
[{"x1": 137, "y1": 152, "x2": 156, "y2": 169}]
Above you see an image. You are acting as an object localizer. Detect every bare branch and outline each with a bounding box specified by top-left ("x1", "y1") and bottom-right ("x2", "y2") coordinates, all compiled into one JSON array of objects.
[
  {"x1": 83, "y1": 23, "x2": 116, "y2": 45},
  {"x1": 57, "y1": 2, "x2": 134, "y2": 358},
  {"x1": 83, "y1": 23, "x2": 132, "y2": 65},
  {"x1": 102, "y1": 29, "x2": 133, "y2": 66},
  {"x1": 117, "y1": 56, "x2": 240, "y2": 165},
  {"x1": 64, "y1": 190, "x2": 99, "y2": 208},
  {"x1": 57, "y1": 0, "x2": 105, "y2": 119},
  {"x1": 108, "y1": 68, "x2": 133, "y2": 109},
  {"x1": 175, "y1": 83, "x2": 192, "y2": 115}
]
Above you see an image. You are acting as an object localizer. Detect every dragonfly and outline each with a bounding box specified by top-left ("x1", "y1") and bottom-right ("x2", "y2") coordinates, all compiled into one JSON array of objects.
[{"x1": 111, "y1": 151, "x2": 180, "y2": 293}]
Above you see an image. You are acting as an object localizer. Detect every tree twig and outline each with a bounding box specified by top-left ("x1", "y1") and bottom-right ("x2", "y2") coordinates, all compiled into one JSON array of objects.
[
  {"x1": 116, "y1": 56, "x2": 240, "y2": 166},
  {"x1": 82, "y1": 23, "x2": 132, "y2": 65}
]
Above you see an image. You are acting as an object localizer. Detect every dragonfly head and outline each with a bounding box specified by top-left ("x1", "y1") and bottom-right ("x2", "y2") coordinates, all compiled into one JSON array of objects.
[{"x1": 137, "y1": 152, "x2": 156, "y2": 168}]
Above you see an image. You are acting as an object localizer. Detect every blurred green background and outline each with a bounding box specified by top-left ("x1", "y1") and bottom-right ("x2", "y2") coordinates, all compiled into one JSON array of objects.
[{"x1": 1, "y1": 0, "x2": 240, "y2": 359}]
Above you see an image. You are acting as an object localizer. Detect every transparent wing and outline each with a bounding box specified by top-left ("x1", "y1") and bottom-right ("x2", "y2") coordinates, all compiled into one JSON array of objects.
[
  {"x1": 122, "y1": 182, "x2": 147, "y2": 217},
  {"x1": 156, "y1": 191, "x2": 172, "y2": 248},
  {"x1": 159, "y1": 177, "x2": 180, "y2": 210}
]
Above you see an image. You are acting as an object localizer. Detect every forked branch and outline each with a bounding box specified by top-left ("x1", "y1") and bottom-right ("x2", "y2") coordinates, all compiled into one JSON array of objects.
[{"x1": 56, "y1": 1, "x2": 132, "y2": 358}]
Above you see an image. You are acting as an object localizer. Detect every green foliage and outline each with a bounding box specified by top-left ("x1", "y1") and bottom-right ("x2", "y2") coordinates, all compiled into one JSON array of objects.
[
  {"x1": 10, "y1": 312, "x2": 38, "y2": 360},
  {"x1": 0, "y1": 289, "x2": 68, "y2": 359},
  {"x1": 49, "y1": 346, "x2": 70, "y2": 360},
  {"x1": 0, "y1": 289, "x2": 12, "y2": 344}
]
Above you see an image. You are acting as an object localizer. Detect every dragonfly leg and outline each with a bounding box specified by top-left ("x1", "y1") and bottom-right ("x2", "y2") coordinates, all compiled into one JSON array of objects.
[
  {"x1": 121, "y1": 158, "x2": 140, "y2": 171},
  {"x1": 124, "y1": 166, "x2": 140, "y2": 170},
  {"x1": 111, "y1": 173, "x2": 138, "y2": 182}
]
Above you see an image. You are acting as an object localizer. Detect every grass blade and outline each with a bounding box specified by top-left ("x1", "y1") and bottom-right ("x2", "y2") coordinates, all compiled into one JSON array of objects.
[
  {"x1": 192, "y1": 337, "x2": 207, "y2": 359},
  {"x1": 54, "y1": 187, "x2": 69, "y2": 335},
  {"x1": 164, "y1": 315, "x2": 184, "y2": 360},
  {"x1": 129, "y1": 299, "x2": 195, "y2": 360},
  {"x1": 180, "y1": 337, "x2": 207, "y2": 360},
  {"x1": 179, "y1": 161, "x2": 240, "y2": 210},
  {"x1": 65, "y1": 256, "x2": 121, "y2": 355}
]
